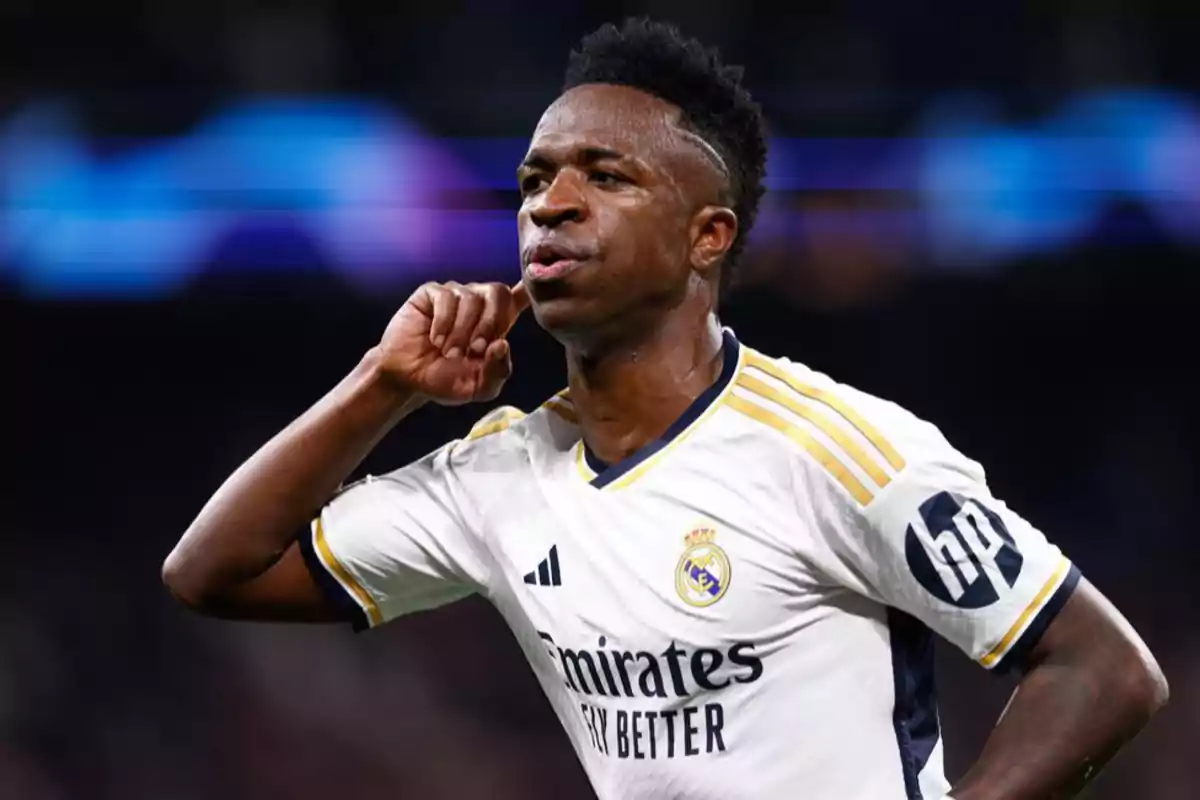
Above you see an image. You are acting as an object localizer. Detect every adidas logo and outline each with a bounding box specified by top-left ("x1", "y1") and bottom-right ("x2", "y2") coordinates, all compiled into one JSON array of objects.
[{"x1": 523, "y1": 545, "x2": 562, "y2": 587}]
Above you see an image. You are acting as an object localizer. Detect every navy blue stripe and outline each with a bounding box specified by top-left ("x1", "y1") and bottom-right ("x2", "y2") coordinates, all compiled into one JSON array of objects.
[
  {"x1": 582, "y1": 440, "x2": 609, "y2": 477},
  {"x1": 992, "y1": 564, "x2": 1082, "y2": 675},
  {"x1": 297, "y1": 523, "x2": 370, "y2": 632},
  {"x1": 888, "y1": 608, "x2": 939, "y2": 800},
  {"x1": 584, "y1": 330, "x2": 741, "y2": 488}
]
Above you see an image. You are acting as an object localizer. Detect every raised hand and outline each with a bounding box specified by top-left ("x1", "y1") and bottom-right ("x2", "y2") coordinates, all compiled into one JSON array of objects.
[{"x1": 375, "y1": 280, "x2": 530, "y2": 405}]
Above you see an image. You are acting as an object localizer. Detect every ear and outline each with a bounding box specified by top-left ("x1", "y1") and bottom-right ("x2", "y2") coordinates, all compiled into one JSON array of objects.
[{"x1": 689, "y1": 205, "x2": 739, "y2": 275}]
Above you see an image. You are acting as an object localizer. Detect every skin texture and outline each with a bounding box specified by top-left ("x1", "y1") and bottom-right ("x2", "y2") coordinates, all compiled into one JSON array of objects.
[
  {"x1": 162, "y1": 82, "x2": 1166, "y2": 797},
  {"x1": 516, "y1": 84, "x2": 737, "y2": 464},
  {"x1": 161, "y1": 283, "x2": 528, "y2": 618},
  {"x1": 517, "y1": 84, "x2": 731, "y2": 344},
  {"x1": 950, "y1": 580, "x2": 1167, "y2": 800}
]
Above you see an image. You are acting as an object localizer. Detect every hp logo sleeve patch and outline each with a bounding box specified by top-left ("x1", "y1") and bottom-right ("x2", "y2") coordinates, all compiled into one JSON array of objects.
[
  {"x1": 807, "y1": 421, "x2": 1078, "y2": 670},
  {"x1": 904, "y1": 492, "x2": 1023, "y2": 609}
]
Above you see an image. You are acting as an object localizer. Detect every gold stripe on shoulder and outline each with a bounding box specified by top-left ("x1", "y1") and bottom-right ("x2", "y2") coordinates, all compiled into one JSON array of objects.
[
  {"x1": 467, "y1": 407, "x2": 526, "y2": 440},
  {"x1": 540, "y1": 388, "x2": 579, "y2": 424},
  {"x1": 467, "y1": 419, "x2": 510, "y2": 439},
  {"x1": 314, "y1": 517, "x2": 384, "y2": 626},
  {"x1": 726, "y1": 394, "x2": 874, "y2": 505},
  {"x1": 543, "y1": 400, "x2": 579, "y2": 424},
  {"x1": 737, "y1": 374, "x2": 891, "y2": 489},
  {"x1": 745, "y1": 350, "x2": 906, "y2": 471}
]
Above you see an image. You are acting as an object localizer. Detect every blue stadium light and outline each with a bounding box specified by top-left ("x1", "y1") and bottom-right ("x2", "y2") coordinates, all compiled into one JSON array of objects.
[
  {"x1": 912, "y1": 90, "x2": 1200, "y2": 266},
  {"x1": 0, "y1": 98, "x2": 467, "y2": 297},
  {"x1": 1, "y1": 90, "x2": 1197, "y2": 298}
]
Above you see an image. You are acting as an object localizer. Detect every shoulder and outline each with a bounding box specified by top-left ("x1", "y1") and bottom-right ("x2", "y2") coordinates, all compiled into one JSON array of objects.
[
  {"x1": 447, "y1": 390, "x2": 581, "y2": 464},
  {"x1": 726, "y1": 344, "x2": 977, "y2": 507},
  {"x1": 462, "y1": 405, "x2": 530, "y2": 442}
]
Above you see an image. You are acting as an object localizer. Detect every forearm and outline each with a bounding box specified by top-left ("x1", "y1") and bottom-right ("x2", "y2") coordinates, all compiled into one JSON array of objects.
[
  {"x1": 163, "y1": 347, "x2": 424, "y2": 604},
  {"x1": 950, "y1": 587, "x2": 1168, "y2": 800}
]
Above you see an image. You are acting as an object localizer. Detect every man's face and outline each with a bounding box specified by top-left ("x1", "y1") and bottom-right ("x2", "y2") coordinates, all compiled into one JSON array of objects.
[{"x1": 516, "y1": 83, "x2": 726, "y2": 341}]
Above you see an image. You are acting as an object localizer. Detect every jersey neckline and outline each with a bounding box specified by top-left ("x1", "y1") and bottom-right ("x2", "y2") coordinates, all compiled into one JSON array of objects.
[{"x1": 577, "y1": 328, "x2": 743, "y2": 489}]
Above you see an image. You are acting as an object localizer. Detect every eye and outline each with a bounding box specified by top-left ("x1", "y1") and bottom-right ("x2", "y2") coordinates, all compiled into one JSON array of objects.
[
  {"x1": 520, "y1": 173, "x2": 548, "y2": 196},
  {"x1": 590, "y1": 170, "x2": 627, "y2": 187}
]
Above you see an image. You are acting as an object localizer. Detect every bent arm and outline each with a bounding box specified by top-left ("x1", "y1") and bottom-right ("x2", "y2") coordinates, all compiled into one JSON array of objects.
[
  {"x1": 162, "y1": 347, "x2": 424, "y2": 620},
  {"x1": 950, "y1": 578, "x2": 1168, "y2": 800}
]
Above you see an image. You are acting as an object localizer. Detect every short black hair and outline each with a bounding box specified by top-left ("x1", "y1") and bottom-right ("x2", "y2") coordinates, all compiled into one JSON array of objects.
[{"x1": 563, "y1": 17, "x2": 768, "y2": 300}]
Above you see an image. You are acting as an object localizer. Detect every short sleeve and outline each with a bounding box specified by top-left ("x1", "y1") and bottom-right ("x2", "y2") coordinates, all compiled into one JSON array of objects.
[
  {"x1": 299, "y1": 439, "x2": 494, "y2": 632},
  {"x1": 813, "y1": 419, "x2": 1080, "y2": 673}
]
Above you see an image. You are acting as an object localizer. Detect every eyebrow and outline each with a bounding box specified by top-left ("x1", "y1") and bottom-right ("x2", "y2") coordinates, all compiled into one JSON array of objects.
[{"x1": 517, "y1": 146, "x2": 628, "y2": 174}]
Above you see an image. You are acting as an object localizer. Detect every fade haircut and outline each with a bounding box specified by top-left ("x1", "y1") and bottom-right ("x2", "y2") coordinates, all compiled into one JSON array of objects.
[{"x1": 563, "y1": 17, "x2": 768, "y2": 300}]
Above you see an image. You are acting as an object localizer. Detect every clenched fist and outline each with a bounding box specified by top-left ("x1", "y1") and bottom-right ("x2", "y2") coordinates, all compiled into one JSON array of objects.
[{"x1": 375, "y1": 280, "x2": 530, "y2": 405}]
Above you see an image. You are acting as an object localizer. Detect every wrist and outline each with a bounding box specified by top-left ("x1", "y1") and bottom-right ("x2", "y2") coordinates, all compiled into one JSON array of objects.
[{"x1": 354, "y1": 347, "x2": 428, "y2": 419}]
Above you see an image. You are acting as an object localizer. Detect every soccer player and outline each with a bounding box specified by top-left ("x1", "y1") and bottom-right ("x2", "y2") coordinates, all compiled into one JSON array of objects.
[{"x1": 163, "y1": 18, "x2": 1167, "y2": 800}]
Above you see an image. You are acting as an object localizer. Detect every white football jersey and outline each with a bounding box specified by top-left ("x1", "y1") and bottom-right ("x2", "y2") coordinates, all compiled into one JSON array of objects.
[{"x1": 300, "y1": 328, "x2": 1079, "y2": 800}]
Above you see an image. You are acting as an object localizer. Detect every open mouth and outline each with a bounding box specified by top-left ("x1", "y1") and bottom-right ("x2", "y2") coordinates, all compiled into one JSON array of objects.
[
  {"x1": 526, "y1": 258, "x2": 588, "y2": 281},
  {"x1": 525, "y1": 242, "x2": 594, "y2": 282}
]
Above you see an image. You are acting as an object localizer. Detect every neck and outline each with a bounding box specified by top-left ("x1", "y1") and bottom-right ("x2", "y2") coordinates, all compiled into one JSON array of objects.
[{"x1": 565, "y1": 310, "x2": 726, "y2": 466}]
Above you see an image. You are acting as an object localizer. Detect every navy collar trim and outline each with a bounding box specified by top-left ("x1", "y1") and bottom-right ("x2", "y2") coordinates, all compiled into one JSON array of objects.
[{"x1": 582, "y1": 329, "x2": 741, "y2": 488}]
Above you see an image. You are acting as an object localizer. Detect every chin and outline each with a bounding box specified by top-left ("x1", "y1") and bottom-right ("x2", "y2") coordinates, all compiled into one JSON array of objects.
[
  {"x1": 530, "y1": 296, "x2": 589, "y2": 336},
  {"x1": 530, "y1": 295, "x2": 619, "y2": 348}
]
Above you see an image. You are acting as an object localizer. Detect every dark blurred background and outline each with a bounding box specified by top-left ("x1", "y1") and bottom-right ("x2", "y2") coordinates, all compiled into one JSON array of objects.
[{"x1": 4, "y1": 2, "x2": 1198, "y2": 798}]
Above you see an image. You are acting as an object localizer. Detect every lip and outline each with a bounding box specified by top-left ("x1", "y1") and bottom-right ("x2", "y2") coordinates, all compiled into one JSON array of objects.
[
  {"x1": 523, "y1": 241, "x2": 595, "y2": 282},
  {"x1": 525, "y1": 241, "x2": 593, "y2": 266},
  {"x1": 525, "y1": 257, "x2": 589, "y2": 282}
]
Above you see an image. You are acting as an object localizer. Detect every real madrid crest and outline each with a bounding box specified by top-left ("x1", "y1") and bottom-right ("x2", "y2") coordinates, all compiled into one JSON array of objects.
[{"x1": 675, "y1": 527, "x2": 731, "y2": 607}]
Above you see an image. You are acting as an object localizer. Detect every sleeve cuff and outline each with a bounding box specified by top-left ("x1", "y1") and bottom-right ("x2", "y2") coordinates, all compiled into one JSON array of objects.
[
  {"x1": 989, "y1": 563, "x2": 1082, "y2": 675},
  {"x1": 298, "y1": 521, "x2": 371, "y2": 632}
]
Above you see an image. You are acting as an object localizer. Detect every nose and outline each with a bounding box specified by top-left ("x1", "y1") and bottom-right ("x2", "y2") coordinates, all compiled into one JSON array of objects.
[{"x1": 529, "y1": 170, "x2": 588, "y2": 229}]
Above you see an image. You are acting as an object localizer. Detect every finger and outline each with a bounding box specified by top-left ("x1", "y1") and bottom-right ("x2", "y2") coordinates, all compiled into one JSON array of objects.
[
  {"x1": 476, "y1": 339, "x2": 512, "y2": 399},
  {"x1": 443, "y1": 288, "x2": 484, "y2": 359},
  {"x1": 427, "y1": 285, "x2": 458, "y2": 350},
  {"x1": 460, "y1": 284, "x2": 494, "y2": 352},
  {"x1": 470, "y1": 283, "x2": 523, "y2": 355}
]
